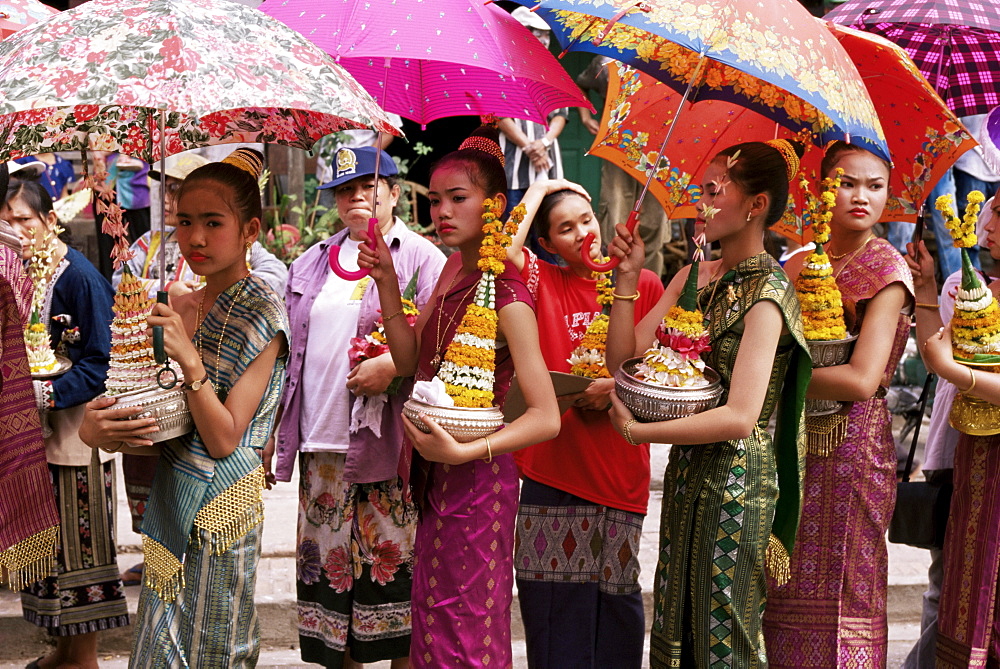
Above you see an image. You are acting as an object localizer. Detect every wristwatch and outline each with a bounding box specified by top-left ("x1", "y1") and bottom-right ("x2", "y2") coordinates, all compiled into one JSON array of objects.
[
  {"x1": 540, "y1": 136, "x2": 552, "y2": 149},
  {"x1": 183, "y1": 373, "x2": 211, "y2": 392}
]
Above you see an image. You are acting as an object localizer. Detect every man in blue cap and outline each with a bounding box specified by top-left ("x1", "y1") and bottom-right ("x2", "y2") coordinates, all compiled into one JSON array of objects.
[{"x1": 273, "y1": 144, "x2": 446, "y2": 669}]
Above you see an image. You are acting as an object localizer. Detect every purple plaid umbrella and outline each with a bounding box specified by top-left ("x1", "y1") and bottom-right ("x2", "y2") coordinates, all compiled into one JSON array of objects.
[{"x1": 825, "y1": 0, "x2": 1000, "y2": 116}]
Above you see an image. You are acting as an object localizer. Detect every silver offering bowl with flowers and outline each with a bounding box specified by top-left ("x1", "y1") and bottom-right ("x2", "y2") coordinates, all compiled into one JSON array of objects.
[
  {"x1": 805, "y1": 334, "x2": 858, "y2": 416},
  {"x1": 402, "y1": 398, "x2": 505, "y2": 442},
  {"x1": 614, "y1": 357, "x2": 724, "y2": 423}
]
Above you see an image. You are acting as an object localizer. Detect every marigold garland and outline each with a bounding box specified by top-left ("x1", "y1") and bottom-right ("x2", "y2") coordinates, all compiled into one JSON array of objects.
[
  {"x1": 568, "y1": 266, "x2": 615, "y2": 379},
  {"x1": 436, "y1": 199, "x2": 525, "y2": 407}
]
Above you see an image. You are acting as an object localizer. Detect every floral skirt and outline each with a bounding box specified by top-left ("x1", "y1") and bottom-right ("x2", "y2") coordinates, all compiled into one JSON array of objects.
[
  {"x1": 296, "y1": 452, "x2": 416, "y2": 667},
  {"x1": 21, "y1": 456, "x2": 129, "y2": 636}
]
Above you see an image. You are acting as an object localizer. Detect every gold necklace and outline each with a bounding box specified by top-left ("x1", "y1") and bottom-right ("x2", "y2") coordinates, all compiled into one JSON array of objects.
[
  {"x1": 832, "y1": 235, "x2": 874, "y2": 279},
  {"x1": 701, "y1": 262, "x2": 729, "y2": 314},
  {"x1": 828, "y1": 234, "x2": 874, "y2": 260},
  {"x1": 429, "y1": 272, "x2": 478, "y2": 372},
  {"x1": 196, "y1": 276, "x2": 248, "y2": 387}
]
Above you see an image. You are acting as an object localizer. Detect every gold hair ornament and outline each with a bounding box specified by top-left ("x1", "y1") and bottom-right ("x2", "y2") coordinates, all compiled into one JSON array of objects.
[
  {"x1": 222, "y1": 149, "x2": 264, "y2": 180},
  {"x1": 765, "y1": 139, "x2": 800, "y2": 181}
]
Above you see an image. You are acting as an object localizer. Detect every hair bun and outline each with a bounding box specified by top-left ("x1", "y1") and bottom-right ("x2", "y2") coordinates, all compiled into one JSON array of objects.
[
  {"x1": 221, "y1": 148, "x2": 265, "y2": 180},
  {"x1": 459, "y1": 125, "x2": 505, "y2": 168}
]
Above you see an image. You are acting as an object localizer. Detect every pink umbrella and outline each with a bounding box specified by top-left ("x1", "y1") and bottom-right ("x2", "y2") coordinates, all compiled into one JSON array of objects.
[
  {"x1": 0, "y1": 0, "x2": 57, "y2": 39},
  {"x1": 260, "y1": 0, "x2": 593, "y2": 280},
  {"x1": 260, "y1": 0, "x2": 589, "y2": 127}
]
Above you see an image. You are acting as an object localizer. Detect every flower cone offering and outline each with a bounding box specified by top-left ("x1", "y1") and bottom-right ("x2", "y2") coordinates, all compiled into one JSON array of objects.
[
  {"x1": 795, "y1": 170, "x2": 847, "y2": 342},
  {"x1": 615, "y1": 261, "x2": 722, "y2": 422},
  {"x1": 24, "y1": 310, "x2": 59, "y2": 375},
  {"x1": 636, "y1": 262, "x2": 712, "y2": 388},
  {"x1": 937, "y1": 191, "x2": 1000, "y2": 435},
  {"x1": 22, "y1": 224, "x2": 68, "y2": 378},
  {"x1": 105, "y1": 266, "x2": 165, "y2": 394},
  {"x1": 568, "y1": 269, "x2": 614, "y2": 379},
  {"x1": 938, "y1": 192, "x2": 1000, "y2": 363}
]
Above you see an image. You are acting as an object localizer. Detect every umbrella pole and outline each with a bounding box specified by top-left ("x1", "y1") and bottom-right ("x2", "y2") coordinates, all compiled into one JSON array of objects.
[
  {"x1": 328, "y1": 58, "x2": 391, "y2": 280},
  {"x1": 581, "y1": 53, "x2": 710, "y2": 272},
  {"x1": 152, "y1": 105, "x2": 177, "y2": 389},
  {"x1": 158, "y1": 106, "x2": 167, "y2": 295}
]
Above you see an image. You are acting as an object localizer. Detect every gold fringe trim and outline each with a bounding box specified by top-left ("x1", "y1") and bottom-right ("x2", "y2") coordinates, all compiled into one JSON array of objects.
[
  {"x1": 142, "y1": 534, "x2": 185, "y2": 603},
  {"x1": 805, "y1": 412, "x2": 849, "y2": 456},
  {"x1": 766, "y1": 534, "x2": 791, "y2": 586},
  {"x1": 0, "y1": 525, "x2": 58, "y2": 591},
  {"x1": 194, "y1": 467, "x2": 265, "y2": 557}
]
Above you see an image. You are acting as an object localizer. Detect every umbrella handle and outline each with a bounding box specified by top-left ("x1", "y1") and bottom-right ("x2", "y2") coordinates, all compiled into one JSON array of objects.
[
  {"x1": 152, "y1": 290, "x2": 178, "y2": 390},
  {"x1": 581, "y1": 210, "x2": 639, "y2": 272},
  {"x1": 328, "y1": 218, "x2": 377, "y2": 280}
]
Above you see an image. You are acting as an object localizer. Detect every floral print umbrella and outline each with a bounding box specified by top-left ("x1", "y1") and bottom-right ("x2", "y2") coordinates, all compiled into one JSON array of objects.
[
  {"x1": 509, "y1": 0, "x2": 889, "y2": 161},
  {"x1": 0, "y1": 0, "x2": 400, "y2": 163},
  {"x1": 0, "y1": 0, "x2": 57, "y2": 39},
  {"x1": 590, "y1": 25, "x2": 975, "y2": 238}
]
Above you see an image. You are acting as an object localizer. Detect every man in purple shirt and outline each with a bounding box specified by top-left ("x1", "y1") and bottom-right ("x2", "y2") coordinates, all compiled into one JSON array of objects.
[{"x1": 270, "y1": 146, "x2": 445, "y2": 668}]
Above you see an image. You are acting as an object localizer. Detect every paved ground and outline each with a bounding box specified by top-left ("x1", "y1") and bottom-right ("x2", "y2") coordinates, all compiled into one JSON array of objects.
[{"x1": 0, "y1": 442, "x2": 932, "y2": 667}]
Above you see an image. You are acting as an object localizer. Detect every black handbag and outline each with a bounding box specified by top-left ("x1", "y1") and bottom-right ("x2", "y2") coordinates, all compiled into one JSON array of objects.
[{"x1": 888, "y1": 373, "x2": 953, "y2": 550}]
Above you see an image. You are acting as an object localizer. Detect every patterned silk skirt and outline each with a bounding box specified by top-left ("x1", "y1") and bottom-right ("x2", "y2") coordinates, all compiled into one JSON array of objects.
[
  {"x1": 763, "y1": 397, "x2": 896, "y2": 668},
  {"x1": 409, "y1": 453, "x2": 519, "y2": 668},
  {"x1": 937, "y1": 433, "x2": 1000, "y2": 668},
  {"x1": 130, "y1": 524, "x2": 261, "y2": 668},
  {"x1": 515, "y1": 477, "x2": 645, "y2": 668},
  {"x1": 650, "y1": 429, "x2": 776, "y2": 668}
]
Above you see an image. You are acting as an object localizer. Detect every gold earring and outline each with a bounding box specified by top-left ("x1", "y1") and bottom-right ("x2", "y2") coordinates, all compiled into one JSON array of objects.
[
  {"x1": 746, "y1": 211, "x2": 753, "y2": 221},
  {"x1": 245, "y1": 241, "x2": 252, "y2": 251}
]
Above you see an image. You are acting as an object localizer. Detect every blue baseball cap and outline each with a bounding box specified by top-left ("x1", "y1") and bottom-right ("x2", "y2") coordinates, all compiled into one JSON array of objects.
[{"x1": 318, "y1": 146, "x2": 398, "y2": 190}]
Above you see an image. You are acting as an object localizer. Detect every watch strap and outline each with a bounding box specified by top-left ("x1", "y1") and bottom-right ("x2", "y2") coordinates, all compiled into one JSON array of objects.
[{"x1": 184, "y1": 373, "x2": 210, "y2": 391}]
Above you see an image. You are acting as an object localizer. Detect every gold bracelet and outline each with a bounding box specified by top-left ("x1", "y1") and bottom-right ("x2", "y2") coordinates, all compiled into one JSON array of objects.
[
  {"x1": 915, "y1": 302, "x2": 940, "y2": 310},
  {"x1": 482, "y1": 435, "x2": 493, "y2": 463},
  {"x1": 612, "y1": 290, "x2": 641, "y2": 301},
  {"x1": 383, "y1": 308, "x2": 405, "y2": 322},
  {"x1": 622, "y1": 418, "x2": 639, "y2": 446},
  {"x1": 963, "y1": 368, "x2": 977, "y2": 394},
  {"x1": 100, "y1": 442, "x2": 124, "y2": 454}
]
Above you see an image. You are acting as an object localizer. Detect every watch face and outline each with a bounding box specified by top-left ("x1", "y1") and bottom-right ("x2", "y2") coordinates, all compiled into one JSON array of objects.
[{"x1": 191, "y1": 380, "x2": 202, "y2": 390}]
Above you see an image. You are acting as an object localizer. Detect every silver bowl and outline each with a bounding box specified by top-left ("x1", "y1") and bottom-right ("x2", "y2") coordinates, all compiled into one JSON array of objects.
[
  {"x1": 402, "y1": 397, "x2": 504, "y2": 443},
  {"x1": 806, "y1": 335, "x2": 858, "y2": 416},
  {"x1": 614, "y1": 357, "x2": 723, "y2": 423},
  {"x1": 808, "y1": 334, "x2": 858, "y2": 368},
  {"x1": 110, "y1": 384, "x2": 193, "y2": 446}
]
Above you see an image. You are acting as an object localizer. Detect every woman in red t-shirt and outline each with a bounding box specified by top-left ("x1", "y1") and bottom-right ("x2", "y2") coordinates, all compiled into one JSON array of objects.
[{"x1": 506, "y1": 179, "x2": 664, "y2": 668}]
